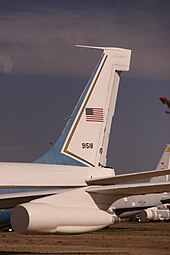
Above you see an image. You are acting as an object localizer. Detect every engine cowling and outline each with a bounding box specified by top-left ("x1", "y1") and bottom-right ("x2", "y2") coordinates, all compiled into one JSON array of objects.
[
  {"x1": 140, "y1": 207, "x2": 170, "y2": 222},
  {"x1": 11, "y1": 202, "x2": 114, "y2": 234}
]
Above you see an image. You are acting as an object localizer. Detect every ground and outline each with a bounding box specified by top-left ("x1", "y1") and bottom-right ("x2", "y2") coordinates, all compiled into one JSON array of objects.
[{"x1": 0, "y1": 221, "x2": 170, "y2": 255}]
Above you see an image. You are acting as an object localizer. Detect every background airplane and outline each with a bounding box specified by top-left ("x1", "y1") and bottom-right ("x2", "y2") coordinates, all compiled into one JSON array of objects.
[
  {"x1": 109, "y1": 144, "x2": 170, "y2": 221},
  {"x1": 1, "y1": 46, "x2": 170, "y2": 234}
]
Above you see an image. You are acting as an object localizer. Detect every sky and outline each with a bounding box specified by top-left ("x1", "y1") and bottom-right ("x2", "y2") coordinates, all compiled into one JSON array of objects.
[{"x1": 0, "y1": 0, "x2": 169, "y2": 174}]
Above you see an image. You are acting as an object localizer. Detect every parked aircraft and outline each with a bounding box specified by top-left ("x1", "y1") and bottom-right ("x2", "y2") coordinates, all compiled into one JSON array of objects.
[
  {"x1": 140, "y1": 204, "x2": 170, "y2": 222},
  {"x1": 1, "y1": 46, "x2": 170, "y2": 234},
  {"x1": 109, "y1": 145, "x2": 170, "y2": 221}
]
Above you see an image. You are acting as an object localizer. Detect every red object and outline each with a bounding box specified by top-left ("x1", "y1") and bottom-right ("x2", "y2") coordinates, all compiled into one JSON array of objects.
[{"x1": 160, "y1": 97, "x2": 168, "y2": 103}]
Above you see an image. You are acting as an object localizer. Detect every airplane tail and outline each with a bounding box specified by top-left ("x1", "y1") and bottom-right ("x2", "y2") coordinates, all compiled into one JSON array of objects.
[
  {"x1": 150, "y1": 145, "x2": 170, "y2": 183},
  {"x1": 35, "y1": 45, "x2": 131, "y2": 167}
]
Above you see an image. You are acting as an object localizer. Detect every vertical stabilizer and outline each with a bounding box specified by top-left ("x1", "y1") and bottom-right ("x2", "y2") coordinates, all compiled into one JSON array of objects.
[
  {"x1": 150, "y1": 145, "x2": 170, "y2": 183},
  {"x1": 35, "y1": 46, "x2": 131, "y2": 167}
]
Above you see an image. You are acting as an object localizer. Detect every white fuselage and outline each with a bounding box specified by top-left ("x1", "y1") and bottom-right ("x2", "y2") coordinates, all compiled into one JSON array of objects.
[{"x1": 0, "y1": 162, "x2": 115, "y2": 189}]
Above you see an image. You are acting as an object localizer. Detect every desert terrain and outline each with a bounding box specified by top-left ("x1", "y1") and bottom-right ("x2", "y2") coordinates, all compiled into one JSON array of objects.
[{"x1": 0, "y1": 221, "x2": 170, "y2": 255}]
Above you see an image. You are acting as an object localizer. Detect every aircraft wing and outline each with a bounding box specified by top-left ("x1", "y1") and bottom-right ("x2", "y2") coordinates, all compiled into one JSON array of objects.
[
  {"x1": 86, "y1": 168, "x2": 170, "y2": 185},
  {"x1": 1, "y1": 168, "x2": 170, "y2": 210},
  {"x1": 86, "y1": 182, "x2": 170, "y2": 197},
  {"x1": 0, "y1": 189, "x2": 71, "y2": 209},
  {"x1": 85, "y1": 181, "x2": 170, "y2": 211}
]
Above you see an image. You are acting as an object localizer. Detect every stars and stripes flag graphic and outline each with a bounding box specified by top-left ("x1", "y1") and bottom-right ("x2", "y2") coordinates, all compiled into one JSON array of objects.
[{"x1": 85, "y1": 108, "x2": 104, "y2": 122}]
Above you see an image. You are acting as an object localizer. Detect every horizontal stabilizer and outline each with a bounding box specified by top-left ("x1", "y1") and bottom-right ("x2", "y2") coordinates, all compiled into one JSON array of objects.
[
  {"x1": 76, "y1": 45, "x2": 131, "y2": 72},
  {"x1": 87, "y1": 182, "x2": 170, "y2": 196},
  {"x1": 86, "y1": 168, "x2": 170, "y2": 185},
  {"x1": 76, "y1": 44, "x2": 130, "y2": 51}
]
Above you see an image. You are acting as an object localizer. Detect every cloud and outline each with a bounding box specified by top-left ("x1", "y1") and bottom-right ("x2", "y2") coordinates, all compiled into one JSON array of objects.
[
  {"x1": 0, "y1": 51, "x2": 12, "y2": 73},
  {"x1": 0, "y1": 1, "x2": 169, "y2": 80}
]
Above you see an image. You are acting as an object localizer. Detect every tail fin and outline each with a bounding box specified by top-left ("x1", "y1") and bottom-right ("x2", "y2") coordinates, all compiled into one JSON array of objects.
[
  {"x1": 35, "y1": 45, "x2": 131, "y2": 167},
  {"x1": 150, "y1": 145, "x2": 170, "y2": 183}
]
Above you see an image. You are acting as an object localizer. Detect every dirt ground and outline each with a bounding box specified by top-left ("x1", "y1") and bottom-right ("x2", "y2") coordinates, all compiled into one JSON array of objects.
[{"x1": 0, "y1": 221, "x2": 170, "y2": 255}]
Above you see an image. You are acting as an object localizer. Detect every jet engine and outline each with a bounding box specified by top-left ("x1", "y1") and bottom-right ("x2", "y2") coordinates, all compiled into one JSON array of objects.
[
  {"x1": 11, "y1": 202, "x2": 116, "y2": 234},
  {"x1": 140, "y1": 206, "x2": 170, "y2": 222}
]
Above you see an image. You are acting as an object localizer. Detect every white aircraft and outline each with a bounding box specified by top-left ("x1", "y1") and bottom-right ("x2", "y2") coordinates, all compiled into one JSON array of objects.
[
  {"x1": 1, "y1": 45, "x2": 170, "y2": 234},
  {"x1": 109, "y1": 144, "x2": 170, "y2": 221}
]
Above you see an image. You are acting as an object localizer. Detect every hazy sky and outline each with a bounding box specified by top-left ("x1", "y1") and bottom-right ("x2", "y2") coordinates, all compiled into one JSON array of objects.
[{"x1": 0, "y1": 0, "x2": 169, "y2": 173}]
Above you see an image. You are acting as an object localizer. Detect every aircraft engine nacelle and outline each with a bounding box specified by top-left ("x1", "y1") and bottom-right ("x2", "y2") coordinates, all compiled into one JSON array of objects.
[
  {"x1": 140, "y1": 207, "x2": 170, "y2": 222},
  {"x1": 11, "y1": 203, "x2": 114, "y2": 234}
]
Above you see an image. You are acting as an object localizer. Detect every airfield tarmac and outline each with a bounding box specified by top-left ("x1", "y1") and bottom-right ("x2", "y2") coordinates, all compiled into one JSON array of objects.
[{"x1": 0, "y1": 221, "x2": 170, "y2": 255}]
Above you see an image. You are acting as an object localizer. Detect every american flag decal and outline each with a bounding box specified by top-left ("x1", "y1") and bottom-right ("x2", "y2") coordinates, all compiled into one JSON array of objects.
[{"x1": 85, "y1": 108, "x2": 104, "y2": 122}]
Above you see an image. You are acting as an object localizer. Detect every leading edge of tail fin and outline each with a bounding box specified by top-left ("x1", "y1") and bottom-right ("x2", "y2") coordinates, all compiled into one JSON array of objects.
[
  {"x1": 150, "y1": 144, "x2": 170, "y2": 183},
  {"x1": 35, "y1": 45, "x2": 131, "y2": 167}
]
